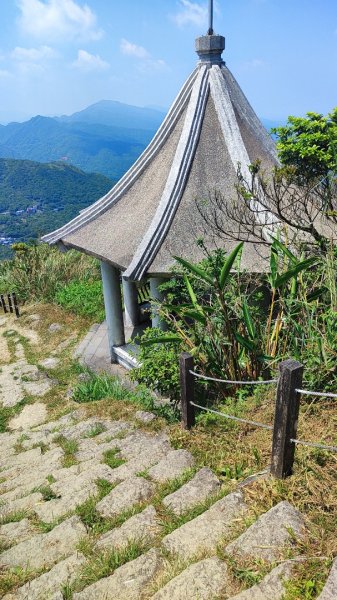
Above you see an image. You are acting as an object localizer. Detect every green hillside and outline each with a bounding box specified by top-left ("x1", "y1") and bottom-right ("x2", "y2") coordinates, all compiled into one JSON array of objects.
[
  {"x1": 0, "y1": 101, "x2": 165, "y2": 180},
  {"x1": 0, "y1": 158, "x2": 114, "y2": 259}
]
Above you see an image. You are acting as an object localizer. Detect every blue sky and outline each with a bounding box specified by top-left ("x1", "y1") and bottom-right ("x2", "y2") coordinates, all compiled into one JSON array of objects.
[{"x1": 0, "y1": 0, "x2": 336, "y2": 124}]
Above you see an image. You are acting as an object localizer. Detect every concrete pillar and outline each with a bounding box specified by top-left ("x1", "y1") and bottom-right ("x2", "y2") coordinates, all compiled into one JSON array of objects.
[
  {"x1": 150, "y1": 277, "x2": 167, "y2": 331},
  {"x1": 122, "y1": 279, "x2": 140, "y2": 327},
  {"x1": 100, "y1": 261, "x2": 125, "y2": 359}
]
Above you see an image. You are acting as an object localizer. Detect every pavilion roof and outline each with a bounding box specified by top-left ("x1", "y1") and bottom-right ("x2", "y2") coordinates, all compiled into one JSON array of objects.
[{"x1": 42, "y1": 34, "x2": 278, "y2": 280}]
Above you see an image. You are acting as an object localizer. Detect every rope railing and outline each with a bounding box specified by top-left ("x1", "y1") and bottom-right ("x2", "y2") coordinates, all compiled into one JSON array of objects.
[
  {"x1": 291, "y1": 438, "x2": 337, "y2": 453},
  {"x1": 190, "y1": 400, "x2": 273, "y2": 430},
  {"x1": 189, "y1": 370, "x2": 277, "y2": 385},
  {"x1": 296, "y1": 389, "x2": 337, "y2": 399},
  {"x1": 180, "y1": 353, "x2": 337, "y2": 480}
]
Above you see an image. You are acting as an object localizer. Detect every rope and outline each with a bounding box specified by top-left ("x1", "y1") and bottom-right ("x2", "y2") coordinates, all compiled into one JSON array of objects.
[
  {"x1": 190, "y1": 401, "x2": 273, "y2": 430},
  {"x1": 189, "y1": 370, "x2": 277, "y2": 386},
  {"x1": 296, "y1": 389, "x2": 337, "y2": 399},
  {"x1": 291, "y1": 438, "x2": 337, "y2": 453}
]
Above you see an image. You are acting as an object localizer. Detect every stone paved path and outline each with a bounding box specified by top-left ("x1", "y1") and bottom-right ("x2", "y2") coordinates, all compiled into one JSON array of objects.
[{"x1": 0, "y1": 314, "x2": 335, "y2": 599}]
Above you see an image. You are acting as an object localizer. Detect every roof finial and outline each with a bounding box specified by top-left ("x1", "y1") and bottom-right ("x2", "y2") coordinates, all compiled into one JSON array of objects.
[{"x1": 208, "y1": 0, "x2": 214, "y2": 35}]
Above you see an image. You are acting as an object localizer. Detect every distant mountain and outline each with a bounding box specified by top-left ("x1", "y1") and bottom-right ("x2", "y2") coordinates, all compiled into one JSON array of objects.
[
  {"x1": 0, "y1": 158, "x2": 114, "y2": 259},
  {"x1": 58, "y1": 100, "x2": 165, "y2": 130},
  {"x1": 0, "y1": 101, "x2": 166, "y2": 180}
]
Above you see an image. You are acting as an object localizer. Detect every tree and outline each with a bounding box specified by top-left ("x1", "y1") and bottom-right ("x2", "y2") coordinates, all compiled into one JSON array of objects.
[
  {"x1": 272, "y1": 108, "x2": 337, "y2": 182},
  {"x1": 196, "y1": 108, "x2": 337, "y2": 255}
]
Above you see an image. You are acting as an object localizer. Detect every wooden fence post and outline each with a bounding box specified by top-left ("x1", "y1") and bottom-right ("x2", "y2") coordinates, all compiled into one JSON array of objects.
[
  {"x1": 0, "y1": 294, "x2": 7, "y2": 314},
  {"x1": 12, "y1": 293, "x2": 20, "y2": 318},
  {"x1": 7, "y1": 294, "x2": 13, "y2": 314},
  {"x1": 271, "y1": 359, "x2": 303, "y2": 479},
  {"x1": 180, "y1": 353, "x2": 195, "y2": 430}
]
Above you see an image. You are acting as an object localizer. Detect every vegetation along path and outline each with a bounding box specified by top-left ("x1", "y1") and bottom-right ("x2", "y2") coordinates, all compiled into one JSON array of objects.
[{"x1": 0, "y1": 306, "x2": 336, "y2": 599}]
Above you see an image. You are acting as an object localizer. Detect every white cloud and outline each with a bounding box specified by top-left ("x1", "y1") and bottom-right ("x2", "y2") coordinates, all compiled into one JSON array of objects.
[
  {"x1": 11, "y1": 45, "x2": 56, "y2": 61},
  {"x1": 120, "y1": 39, "x2": 150, "y2": 60},
  {"x1": 0, "y1": 69, "x2": 11, "y2": 78},
  {"x1": 243, "y1": 58, "x2": 268, "y2": 70},
  {"x1": 137, "y1": 59, "x2": 168, "y2": 73},
  {"x1": 72, "y1": 49, "x2": 109, "y2": 71},
  {"x1": 171, "y1": 0, "x2": 207, "y2": 28},
  {"x1": 17, "y1": 0, "x2": 103, "y2": 41},
  {"x1": 120, "y1": 38, "x2": 167, "y2": 73}
]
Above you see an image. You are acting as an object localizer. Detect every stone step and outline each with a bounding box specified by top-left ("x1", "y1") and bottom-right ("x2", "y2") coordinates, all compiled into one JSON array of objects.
[
  {"x1": 96, "y1": 505, "x2": 161, "y2": 551},
  {"x1": 73, "y1": 548, "x2": 163, "y2": 600},
  {"x1": 3, "y1": 553, "x2": 86, "y2": 600},
  {"x1": 0, "y1": 518, "x2": 36, "y2": 547},
  {"x1": 161, "y1": 491, "x2": 247, "y2": 560},
  {"x1": 0, "y1": 516, "x2": 86, "y2": 570},
  {"x1": 162, "y1": 467, "x2": 221, "y2": 516},
  {"x1": 151, "y1": 557, "x2": 229, "y2": 600},
  {"x1": 96, "y1": 477, "x2": 156, "y2": 519},
  {"x1": 227, "y1": 561, "x2": 294, "y2": 599},
  {"x1": 317, "y1": 557, "x2": 337, "y2": 600},
  {"x1": 225, "y1": 501, "x2": 306, "y2": 563},
  {"x1": 147, "y1": 450, "x2": 195, "y2": 483}
]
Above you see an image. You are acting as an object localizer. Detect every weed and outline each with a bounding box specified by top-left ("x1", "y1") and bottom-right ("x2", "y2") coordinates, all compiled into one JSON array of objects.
[
  {"x1": 84, "y1": 423, "x2": 106, "y2": 438},
  {"x1": 0, "y1": 510, "x2": 28, "y2": 526},
  {"x1": 102, "y1": 448, "x2": 125, "y2": 470},
  {"x1": 73, "y1": 541, "x2": 148, "y2": 592},
  {"x1": 33, "y1": 485, "x2": 59, "y2": 501},
  {"x1": 55, "y1": 435, "x2": 78, "y2": 468},
  {"x1": 95, "y1": 479, "x2": 114, "y2": 500}
]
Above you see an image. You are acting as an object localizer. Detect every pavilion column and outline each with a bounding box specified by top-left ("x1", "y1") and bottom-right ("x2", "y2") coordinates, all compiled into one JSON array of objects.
[
  {"x1": 150, "y1": 277, "x2": 167, "y2": 331},
  {"x1": 100, "y1": 261, "x2": 125, "y2": 360},
  {"x1": 122, "y1": 279, "x2": 140, "y2": 327}
]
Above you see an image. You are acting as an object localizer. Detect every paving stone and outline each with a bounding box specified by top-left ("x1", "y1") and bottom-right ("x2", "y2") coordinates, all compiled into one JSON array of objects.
[
  {"x1": 96, "y1": 477, "x2": 156, "y2": 519},
  {"x1": 33, "y1": 483, "x2": 98, "y2": 521},
  {"x1": 227, "y1": 561, "x2": 294, "y2": 599},
  {"x1": 96, "y1": 506, "x2": 161, "y2": 551},
  {"x1": 0, "y1": 515, "x2": 86, "y2": 570},
  {"x1": 135, "y1": 410, "x2": 157, "y2": 424},
  {"x1": 39, "y1": 357, "x2": 61, "y2": 369},
  {"x1": 0, "y1": 492, "x2": 43, "y2": 519},
  {"x1": 0, "y1": 448, "x2": 63, "y2": 494},
  {"x1": 0, "y1": 518, "x2": 36, "y2": 546},
  {"x1": 317, "y1": 557, "x2": 337, "y2": 600},
  {"x1": 116, "y1": 431, "x2": 171, "y2": 461},
  {"x1": 226, "y1": 501, "x2": 305, "y2": 563},
  {"x1": 73, "y1": 548, "x2": 163, "y2": 600},
  {"x1": 2, "y1": 553, "x2": 86, "y2": 600},
  {"x1": 162, "y1": 491, "x2": 247, "y2": 559},
  {"x1": 148, "y1": 450, "x2": 195, "y2": 483},
  {"x1": 48, "y1": 323, "x2": 62, "y2": 332},
  {"x1": 152, "y1": 557, "x2": 229, "y2": 600},
  {"x1": 26, "y1": 314, "x2": 41, "y2": 323},
  {"x1": 8, "y1": 403, "x2": 48, "y2": 431},
  {"x1": 0, "y1": 334, "x2": 10, "y2": 363},
  {"x1": 0, "y1": 364, "x2": 25, "y2": 406},
  {"x1": 34, "y1": 463, "x2": 119, "y2": 521},
  {"x1": 162, "y1": 468, "x2": 221, "y2": 515},
  {"x1": 0, "y1": 447, "x2": 42, "y2": 472}
]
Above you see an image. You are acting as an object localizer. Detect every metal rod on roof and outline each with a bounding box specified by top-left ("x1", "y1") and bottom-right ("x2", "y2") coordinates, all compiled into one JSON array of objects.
[{"x1": 208, "y1": 0, "x2": 214, "y2": 34}]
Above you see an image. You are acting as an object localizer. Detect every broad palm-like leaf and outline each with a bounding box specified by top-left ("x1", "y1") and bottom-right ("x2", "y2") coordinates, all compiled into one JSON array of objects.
[
  {"x1": 219, "y1": 242, "x2": 244, "y2": 290},
  {"x1": 274, "y1": 257, "x2": 317, "y2": 288},
  {"x1": 173, "y1": 256, "x2": 213, "y2": 285}
]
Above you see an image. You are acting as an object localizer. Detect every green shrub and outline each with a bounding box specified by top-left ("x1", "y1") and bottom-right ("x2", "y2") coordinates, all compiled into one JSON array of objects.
[
  {"x1": 130, "y1": 327, "x2": 181, "y2": 404},
  {"x1": 0, "y1": 242, "x2": 99, "y2": 303},
  {"x1": 55, "y1": 279, "x2": 105, "y2": 322}
]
